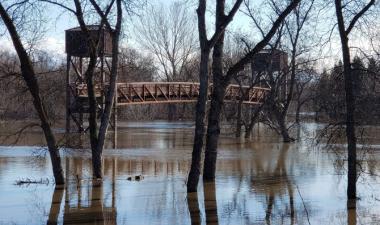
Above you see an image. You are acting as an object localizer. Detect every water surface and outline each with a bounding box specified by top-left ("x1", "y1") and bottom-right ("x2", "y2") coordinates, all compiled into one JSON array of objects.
[{"x1": 0, "y1": 121, "x2": 379, "y2": 225}]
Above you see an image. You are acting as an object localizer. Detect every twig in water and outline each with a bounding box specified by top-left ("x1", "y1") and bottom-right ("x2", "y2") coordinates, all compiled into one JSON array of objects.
[{"x1": 296, "y1": 185, "x2": 311, "y2": 225}]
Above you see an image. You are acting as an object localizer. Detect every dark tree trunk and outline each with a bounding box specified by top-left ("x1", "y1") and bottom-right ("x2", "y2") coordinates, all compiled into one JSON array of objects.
[
  {"x1": 203, "y1": 82, "x2": 226, "y2": 180},
  {"x1": 276, "y1": 111, "x2": 294, "y2": 142},
  {"x1": 187, "y1": 51, "x2": 210, "y2": 192},
  {"x1": 202, "y1": 0, "x2": 300, "y2": 179},
  {"x1": 74, "y1": 0, "x2": 123, "y2": 179},
  {"x1": 0, "y1": 3, "x2": 65, "y2": 184},
  {"x1": 245, "y1": 104, "x2": 264, "y2": 138},
  {"x1": 94, "y1": 8, "x2": 122, "y2": 178},
  {"x1": 203, "y1": 0, "x2": 226, "y2": 180},
  {"x1": 187, "y1": 0, "x2": 244, "y2": 192},
  {"x1": 335, "y1": 0, "x2": 361, "y2": 200},
  {"x1": 85, "y1": 58, "x2": 101, "y2": 178}
]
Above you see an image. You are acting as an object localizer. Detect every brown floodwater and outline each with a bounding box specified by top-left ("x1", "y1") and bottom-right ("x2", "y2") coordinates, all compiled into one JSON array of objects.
[{"x1": 0, "y1": 121, "x2": 379, "y2": 225}]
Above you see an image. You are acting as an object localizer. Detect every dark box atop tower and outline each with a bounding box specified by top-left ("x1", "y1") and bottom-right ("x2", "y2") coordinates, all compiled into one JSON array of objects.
[
  {"x1": 252, "y1": 49, "x2": 288, "y2": 72},
  {"x1": 65, "y1": 25, "x2": 113, "y2": 57}
]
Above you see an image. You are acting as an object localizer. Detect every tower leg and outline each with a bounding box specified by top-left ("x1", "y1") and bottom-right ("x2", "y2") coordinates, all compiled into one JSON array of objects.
[{"x1": 66, "y1": 55, "x2": 71, "y2": 133}]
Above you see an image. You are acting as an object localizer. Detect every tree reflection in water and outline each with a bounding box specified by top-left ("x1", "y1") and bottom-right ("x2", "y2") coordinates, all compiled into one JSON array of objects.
[
  {"x1": 347, "y1": 199, "x2": 357, "y2": 225},
  {"x1": 46, "y1": 186, "x2": 64, "y2": 225},
  {"x1": 187, "y1": 191, "x2": 201, "y2": 225},
  {"x1": 187, "y1": 181, "x2": 219, "y2": 225},
  {"x1": 46, "y1": 158, "x2": 117, "y2": 225},
  {"x1": 250, "y1": 143, "x2": 300, "y2": 225}
]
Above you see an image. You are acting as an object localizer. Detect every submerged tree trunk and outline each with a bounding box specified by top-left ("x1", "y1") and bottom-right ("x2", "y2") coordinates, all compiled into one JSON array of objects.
[
  {"x1": 187, "y1": 50, "x2": 210, "y2": 192},
  {"x1": 334, "y1": 0, "x2": 375, "y2": 200},
  {"x1": 72, "y1": 0, "x2": 123, "y2": 179},
  {"x1": 203, "y1": 0, "x2": 226, "y2": 180},
  {"x1": 0, "y1": 3, "x2": 65, "y2": 184},
  {"x1": 187, "y1": 0, "x2": 243, "y2": 192},
  {"x1": 202, "y1": 0, "x2": 301, "y2": 180},
  {"x1": 93, "y1": 6, "x2": 122, "y2": 178},
  {"x1": 335, "y1": 1, "x2": 357, "y2": 200}
]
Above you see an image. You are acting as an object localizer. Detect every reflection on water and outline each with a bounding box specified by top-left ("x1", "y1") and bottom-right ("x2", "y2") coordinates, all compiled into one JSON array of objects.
[{"x1": 0, "y1": 122, "x2": 379, "y2": 224}]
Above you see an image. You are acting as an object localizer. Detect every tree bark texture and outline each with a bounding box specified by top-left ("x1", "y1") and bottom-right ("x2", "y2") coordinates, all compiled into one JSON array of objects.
[{"x1": 187, "y1": 50, "x2": 210, "y2": 192}]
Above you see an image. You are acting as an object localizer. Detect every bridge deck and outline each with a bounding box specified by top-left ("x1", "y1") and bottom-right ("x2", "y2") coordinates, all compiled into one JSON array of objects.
[{"x1": 72, "y1": 82, "x2": 270, "y2": 105}]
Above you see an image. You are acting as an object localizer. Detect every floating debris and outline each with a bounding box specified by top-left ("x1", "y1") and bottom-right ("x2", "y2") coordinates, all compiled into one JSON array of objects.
[
  {"x1": 15, "y1": 178, "x2": 50, "y2": 186},
  {"x1": 127, "y1": 175, "x2": 144, "y2": 181}
]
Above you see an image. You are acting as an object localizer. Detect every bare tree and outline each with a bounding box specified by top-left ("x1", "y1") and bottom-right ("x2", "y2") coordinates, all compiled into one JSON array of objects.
[
  {"x1": 135, "y1": 1, "x2": 196, "y2": 82},
  {"x1": 187, "y1": 0, "x2": 243, "y2": 192},
  {"x1": 334, "y1": 0, "x2": 375, "y2": 201},
  {"x1": 202, "y1": 0, "x2": 301, "y2": 181},
  {"x1": 0, "y1": 1, "x2": 65, "y2": 184},
  {"x1": 134, "y1": 1, "x2": 197, "y2": 120},
  {"x1": 244, "y1": 0, "x2": 316, "y2": 142},
  {"x1": 42, "y1": 0, "x2": 124, "y2": 179}
]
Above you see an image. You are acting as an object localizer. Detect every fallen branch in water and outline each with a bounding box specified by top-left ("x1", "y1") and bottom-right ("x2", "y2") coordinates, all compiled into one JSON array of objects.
[{"x1": 14, "y1": 178, "x2": 50, "y2": 186}]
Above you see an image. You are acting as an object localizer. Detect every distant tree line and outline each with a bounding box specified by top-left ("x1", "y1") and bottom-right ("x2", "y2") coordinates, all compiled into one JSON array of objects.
[{"x1": 315, "y1": 57, "x2": 380, "y2": 124}]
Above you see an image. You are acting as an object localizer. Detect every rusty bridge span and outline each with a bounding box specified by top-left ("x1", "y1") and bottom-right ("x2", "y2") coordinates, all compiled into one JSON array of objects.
[{"x1": 72, "y1": 82, "x2": 270, "y2": 106}]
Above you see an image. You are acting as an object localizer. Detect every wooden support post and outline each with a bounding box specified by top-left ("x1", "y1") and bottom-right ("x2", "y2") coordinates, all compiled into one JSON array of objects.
[{"x1": 66, "y1": 55, "x2": 71, "y2": 133}]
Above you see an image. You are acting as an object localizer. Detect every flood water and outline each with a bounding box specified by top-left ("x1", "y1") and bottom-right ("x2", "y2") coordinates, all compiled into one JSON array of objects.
[{"x1": 0, "y1": 121, "x2": 380, "y2": 225}]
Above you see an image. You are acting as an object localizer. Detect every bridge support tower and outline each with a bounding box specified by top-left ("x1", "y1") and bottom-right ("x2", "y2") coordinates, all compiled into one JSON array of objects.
[{"x1": 65, "y1": 26, "x2": 117, "y2": 139}]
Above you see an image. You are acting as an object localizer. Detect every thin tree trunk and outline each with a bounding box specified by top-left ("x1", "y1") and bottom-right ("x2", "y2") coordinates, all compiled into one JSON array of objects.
[
  {"x1": 94, "y1": 3, "x2": 122, "y2": 178},
  {"x1": 74, "y1": 0, "x2": 123, "y2": 179},
  {"x1": 245, "y1": 104, "x2": 264, "y2": 138},
  {"x1": 202, "y1": 0, "x2": 300, "y2": 179},
  {"x1": 187, "y1": 0, "x2": 243, "y2": 192},
  {"x1": 0, "y1": 3, "x2": 65, "y2": 184},
  {"x1": 335, "y1": 0, "x2": 358, "y2": 200}
]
